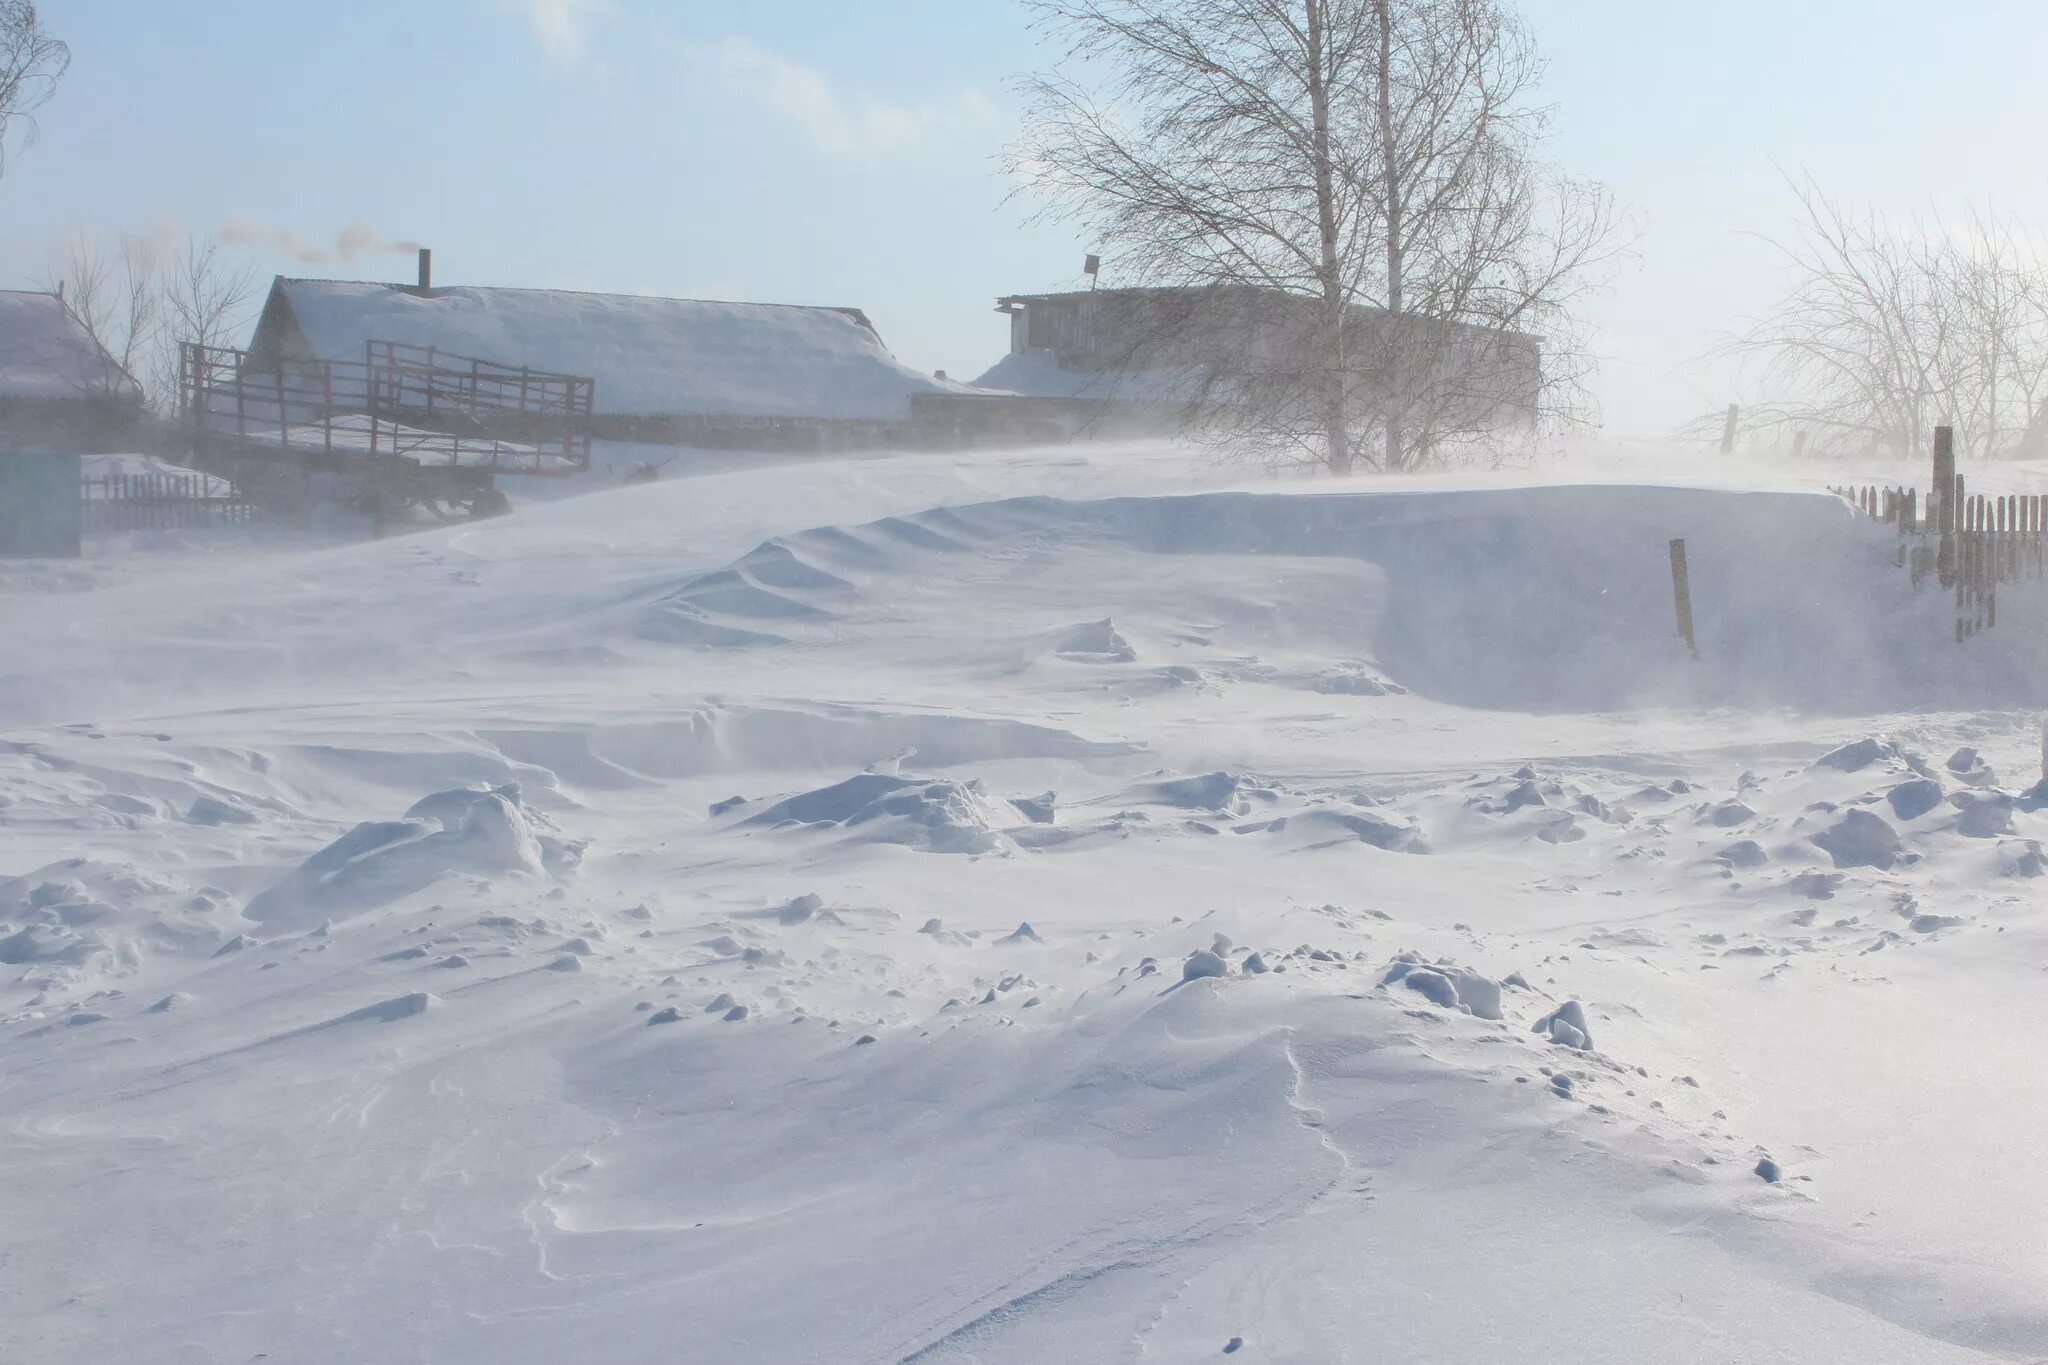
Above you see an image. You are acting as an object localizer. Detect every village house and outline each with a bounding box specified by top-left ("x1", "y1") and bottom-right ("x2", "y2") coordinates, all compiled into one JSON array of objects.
[
  {"x1": 0, "y1": 289, "x2": 146, "y2": 556},
  {"x1": 948, "y1": 283, "x2": 1545, "y2": 445},
  {"x1": 0, "y1": 288, "x2": 146, "y2": 452},
  {"x1": 242, "y1": 262, "x2": 984, "y2": 454}
]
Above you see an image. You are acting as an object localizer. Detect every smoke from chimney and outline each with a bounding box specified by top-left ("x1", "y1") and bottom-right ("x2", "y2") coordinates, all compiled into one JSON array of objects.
[{"x1": 217, "y1": 216, "x2": 423, "y2": 266}]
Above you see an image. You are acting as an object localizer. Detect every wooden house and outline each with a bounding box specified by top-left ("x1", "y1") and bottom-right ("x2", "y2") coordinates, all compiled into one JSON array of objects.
[
  {"x1": 243, "y1": 268, "x2": 983, "y2": 453},
  {"x1": 0, "y1": 289, "x2": 146, "y2": 453}
]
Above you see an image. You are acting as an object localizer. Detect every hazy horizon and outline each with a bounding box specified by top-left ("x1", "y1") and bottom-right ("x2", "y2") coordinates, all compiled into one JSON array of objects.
[{"x1": 7, "y1": 0, "x2": 2048, "y2": 440}]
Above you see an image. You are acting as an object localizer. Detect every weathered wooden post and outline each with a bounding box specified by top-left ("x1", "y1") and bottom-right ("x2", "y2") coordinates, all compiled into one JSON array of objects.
[
  {"x1": 1933, "y1": 425, "x2": 1956, "y2": 534},
  {"x1": 1669, "y1": 538, "x2": 1699, "y2": 660}
]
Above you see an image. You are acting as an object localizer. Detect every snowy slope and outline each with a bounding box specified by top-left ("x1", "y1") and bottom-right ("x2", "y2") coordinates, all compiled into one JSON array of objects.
[
  {"x1": 276, "y1": 280, "x2": 988, "y2": 419},
  {"x1": 4, "y1": 442, "x2": 2047, "y2": 1363}
]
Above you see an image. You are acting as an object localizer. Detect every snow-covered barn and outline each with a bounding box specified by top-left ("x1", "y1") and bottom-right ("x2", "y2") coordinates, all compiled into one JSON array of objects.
[
  {"x1": 0, "y1": 289, "x2": 146, "y2": 452},
  {"x1": 244, "y1": 275, "x2": 985, "y2": 452}
]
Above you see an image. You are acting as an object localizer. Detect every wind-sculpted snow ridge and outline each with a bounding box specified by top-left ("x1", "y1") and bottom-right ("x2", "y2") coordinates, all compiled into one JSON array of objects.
[
  {"x1": 646, "y1": 486, "x2": 2048, "y2": 713},
  {"x1": 490, "y1": 702, "x2": 1148, "y2": 783},
  {"x1": 737, "y1": 773, "x2": 1016, "y2": 855}
]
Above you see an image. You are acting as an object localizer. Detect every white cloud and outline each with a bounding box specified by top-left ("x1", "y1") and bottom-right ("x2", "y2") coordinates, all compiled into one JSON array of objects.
[
  {"x1": 509, "y1": 0, "x2": 609, "y2": 66},
  {"x1": 694, "y1": 36, "x2": 1000, "y2": 159}
]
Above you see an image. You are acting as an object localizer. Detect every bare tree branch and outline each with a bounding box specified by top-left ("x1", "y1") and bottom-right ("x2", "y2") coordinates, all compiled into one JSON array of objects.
[
  {"x1": 1709, "y1": 173, "x2": 2048, "y2": 461},
  {"x1": 0, "y1": 1, "x2": 68, "y2": 178},
  {"x1": 39, "y1": 230, "x2": 259, "y2": 413}
]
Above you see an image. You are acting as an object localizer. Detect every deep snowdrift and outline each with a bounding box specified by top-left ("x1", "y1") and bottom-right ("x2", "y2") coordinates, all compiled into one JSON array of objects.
[
  {"x1": 645, "y1": 484, "x2": 2048, "y2": 713},
  {"x1": 5, "y1": 451, "x2": 2047, "y2": 1363}
]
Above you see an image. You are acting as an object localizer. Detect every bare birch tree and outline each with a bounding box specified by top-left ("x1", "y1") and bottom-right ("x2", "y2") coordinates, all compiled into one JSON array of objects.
[
  {"x1": 40, "y1": 231, "x2": 161, "y2": 403},
  {"x1": 0, "y1": 1, "x2": 67, "y2": 177},
  {"x1": 150, "y1": 235, "x2": 259, "y2": 408},
  {"x1": 1712, "y1": 176, "x2": 2048, "y2": 460},
  {"x1": 39, "y1": 230, "x2": 258, "y2": 411},
  {"x1": 1012, "y1": 0, "x2": 1620, "y2": 472}
]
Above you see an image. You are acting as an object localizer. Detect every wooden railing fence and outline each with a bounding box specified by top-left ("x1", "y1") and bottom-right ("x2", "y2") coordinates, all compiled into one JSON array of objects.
[
  {"x1": 177, "y1": 339, "x2": 595, "y2": 476},
  {"x1": 81, "y1": 473, "x2": 260, "y2": 533}
]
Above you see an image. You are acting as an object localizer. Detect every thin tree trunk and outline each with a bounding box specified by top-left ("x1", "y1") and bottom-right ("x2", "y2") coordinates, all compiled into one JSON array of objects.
[
  {"x1": 1305, "y1": 0, "x2": 1351, "y2": 474},
  {"x1": 1376, "y1": 0, "x2": 1406, "y2": 471}
]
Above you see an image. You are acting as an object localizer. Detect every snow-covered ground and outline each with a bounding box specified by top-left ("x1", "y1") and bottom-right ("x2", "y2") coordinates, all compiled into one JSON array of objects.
[{"x1": 4, "y1": 439, "x2": 2047, "y2": 1363}]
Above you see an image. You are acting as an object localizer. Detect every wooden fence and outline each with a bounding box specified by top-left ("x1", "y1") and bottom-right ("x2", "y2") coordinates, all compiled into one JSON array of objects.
[
  {"x1": 81, "y1": 473, "x2": 260, "y2": 533},
  {"x1": 1829, "y1": 470, "x2": 2048, "y2": 642}
]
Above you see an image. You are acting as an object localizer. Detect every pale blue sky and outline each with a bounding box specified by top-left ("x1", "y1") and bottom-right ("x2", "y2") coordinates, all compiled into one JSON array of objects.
[{"x1": 6, "y1": 0, "x2": 2048, "y2": 436}]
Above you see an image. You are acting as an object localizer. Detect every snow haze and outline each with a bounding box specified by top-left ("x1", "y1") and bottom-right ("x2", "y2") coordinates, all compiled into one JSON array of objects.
[
  {"x1": 10, "y1": 2, "x2": 2048, "y2": 1361},
  {"x1": 9, "y1": 1, "x2": 2048, "y2": 436},
  {"x1": 9, "y1": 439, "x2": 2048, "y2": 1360}
]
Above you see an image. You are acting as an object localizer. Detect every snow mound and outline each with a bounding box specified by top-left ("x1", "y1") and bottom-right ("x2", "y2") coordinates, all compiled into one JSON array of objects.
[
  {"x1": 1810, "y1": 808, "x2": 1903, "y2": 870},
  {"x1": 1381, "y1": 953, "x2": 1505, "y2": 1019},
  {"x1": 245, "y1": 786, "x2": 552, "y2": 930},
  {"x1": 185, "y1": 794, "x2": 260, "y2": 826},
  {"x1": 1239, "y1": 807, "x2": 1427, "y2": 853},
  {"x1": 0, "y1": 860, "x2": 221, "y2": 991},
  {"x1": 1303, "y1": 663, "x2": 1408, "y2": 696},
  {"x1": 1717, "y1": 839, "x2": 1770, "y2": 868},
  {"x1": 1532, "y1": 999, "x2": 1595, "y2": 1050},
  {"x1": 1947, "y1": 747, "x2": 1997, "y2": 788},
  {"x1": 1045, "y1": 618, "x2": 1138, "y2": 663},
  {"x1": 1126, "y1": 771, "x2": 1274, "y2": 816},
  {"x1": 1887, "y1": 779, "x2": 1946, "y2": 821},
  {"x1": 742, "y1": 773, "x2": 1011, "y2": 853},
  {"x1": 1815, "y1": 738, "x2": 1898, "y2": 773},
  {"x1": 1954, "y1": 792, "x2": 2017, "y2": 838},
  {"x1": 1011, "y1": 792, "x2": 1057, "y2": 825}
]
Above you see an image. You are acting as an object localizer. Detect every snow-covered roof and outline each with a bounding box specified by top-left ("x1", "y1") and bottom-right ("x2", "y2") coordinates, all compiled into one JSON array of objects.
[
  {"x1": 972, "y1": 348, "x2": 1205, "y2": 404},
  {"x1": 265, "y1": 279, "x2": 986, "y2": 421},
  {"x1": 0, "y1": 290, "x2": 144, "y2": 403}
]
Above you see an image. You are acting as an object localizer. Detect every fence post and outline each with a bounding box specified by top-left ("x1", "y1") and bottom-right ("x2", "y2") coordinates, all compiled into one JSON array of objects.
[
  {"x1": 1933, "y1": 425, "x2": 1956, "y2": 534},
  {"x1": 1669, "y1": 538, "x2": 1699, "y2": 660}
]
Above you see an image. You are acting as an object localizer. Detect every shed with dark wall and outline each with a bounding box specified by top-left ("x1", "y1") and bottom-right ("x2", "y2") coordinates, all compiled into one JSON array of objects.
[{"x1": 0, "y1": 451, "x2": 83, "y2": 557}]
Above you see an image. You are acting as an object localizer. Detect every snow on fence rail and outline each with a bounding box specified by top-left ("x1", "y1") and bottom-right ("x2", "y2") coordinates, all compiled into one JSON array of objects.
[
  {"x1": 178, "y1": 340, "x2": 595, "y2": 476},
  {"x1": 1829, "y1": 473, "x2": 2048, "y2": 643},
  {"x1": 81, "y1": 473, "x2": 260, "y2": 533}
]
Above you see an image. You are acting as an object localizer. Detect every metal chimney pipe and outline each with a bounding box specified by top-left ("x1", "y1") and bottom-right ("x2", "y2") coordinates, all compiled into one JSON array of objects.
[{"x1": 417, "y1": 247, "x2": 432, "y2": 292}]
